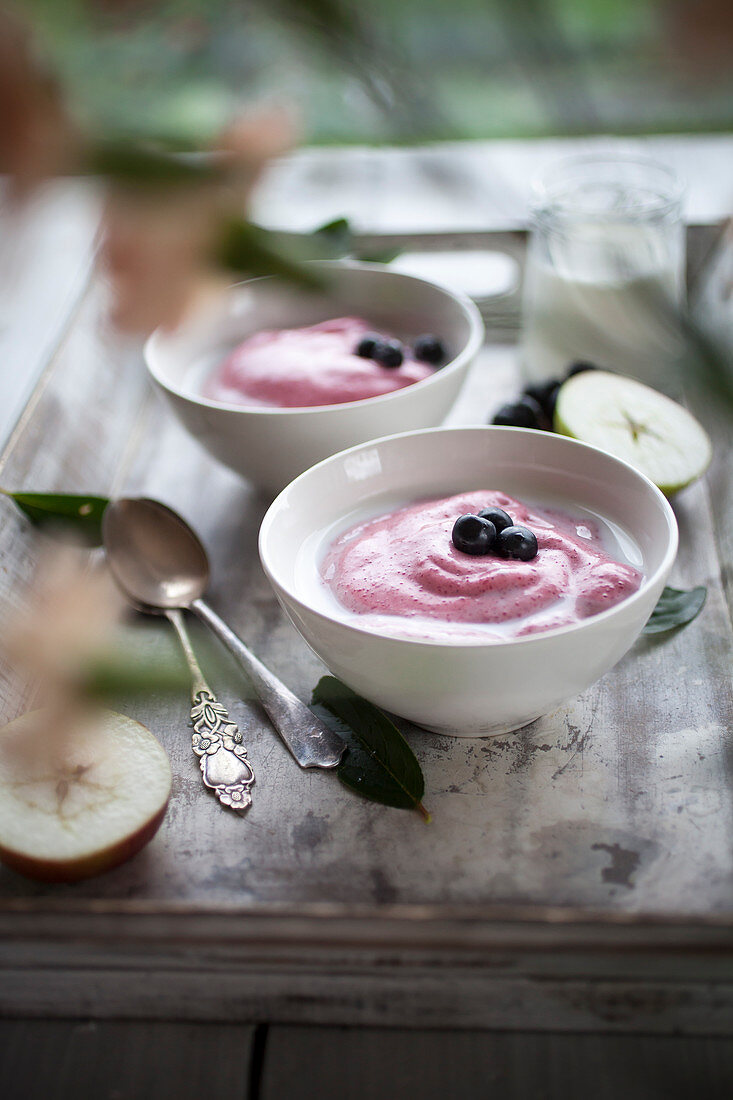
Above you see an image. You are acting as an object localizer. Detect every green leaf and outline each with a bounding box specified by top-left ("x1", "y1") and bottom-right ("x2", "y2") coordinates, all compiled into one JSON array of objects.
[
  {"x1": 87, "y1": 140, "x2": 221, "y2": 189},
  {"x1": 642, "y1": 585, "x2": 707, "y2": 634},
  {"x1": 356, "y1": 245, "x2": 402, "y2": 265},
  {"x1": 311, "y1": 216, "x2": 402, "y2": 264},
  {"x1": 1, "y1": 491, "x2": 110, "y2": 545},
  {"x1": 216, "y1": 214, "x2": 399, "y2": 285},
  {"x1": 214, "y1": 219, "x2": 325, "y2": 288},
  {"x1": 311, "y1": 676, "x2": 429, "y2": 819},
  {"x1": 313, "y1": 215, "x2": 354, "y2": 256}
]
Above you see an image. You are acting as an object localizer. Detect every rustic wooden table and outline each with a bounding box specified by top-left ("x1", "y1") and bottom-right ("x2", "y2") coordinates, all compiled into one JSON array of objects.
[{"x1": 1, "y1": 135, "x2": 732, "y2": 1097}]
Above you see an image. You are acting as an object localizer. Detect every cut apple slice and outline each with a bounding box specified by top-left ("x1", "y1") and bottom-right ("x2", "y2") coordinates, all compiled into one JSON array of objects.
[
  {"x1": 0, "y1": 709, "x2": 171, "y2": 882},
  {"x1": 554, "y1": 370, "x2": 712, "y2": 495}
]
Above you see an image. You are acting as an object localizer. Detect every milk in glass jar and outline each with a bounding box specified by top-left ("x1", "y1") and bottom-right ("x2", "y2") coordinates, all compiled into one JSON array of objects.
[{"x1": 520, "y1": 154, "x2": 685, "y2": 383}]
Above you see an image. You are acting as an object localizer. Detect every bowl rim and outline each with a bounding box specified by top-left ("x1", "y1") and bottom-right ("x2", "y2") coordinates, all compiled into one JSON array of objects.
[
  {"x1": 258, "y1": 425, "x2": 679, "y2": 650},
  {"x1": 143, "y1": 259, "x2": 485, "y2": 416}
]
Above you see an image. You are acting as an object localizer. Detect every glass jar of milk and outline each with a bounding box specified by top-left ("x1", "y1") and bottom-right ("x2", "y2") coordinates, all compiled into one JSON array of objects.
[{"x1": 520, "y1": 154, "x2": 685, "y2": 383}]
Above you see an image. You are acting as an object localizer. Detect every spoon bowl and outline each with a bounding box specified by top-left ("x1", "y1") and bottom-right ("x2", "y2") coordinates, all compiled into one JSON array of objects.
[{"x1": 102, "y1": 498, "x2": 209, "y2": 609}]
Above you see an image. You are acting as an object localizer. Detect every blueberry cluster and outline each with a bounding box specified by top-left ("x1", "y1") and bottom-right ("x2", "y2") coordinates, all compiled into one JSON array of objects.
[
  {"x1": 491, "y1": 361, "x2": 598, "y2": 430},
  {"x1": 451, "y1": 506, "x2": 538, "y2": 562},
  {"x1": 355, "y1": 333, "x2": 446, "y2": 370}
]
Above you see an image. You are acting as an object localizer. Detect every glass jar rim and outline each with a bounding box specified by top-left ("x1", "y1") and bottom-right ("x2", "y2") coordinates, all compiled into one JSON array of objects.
[{"x1": 530, "y1": 152, "x2": 685, "y2": 225}]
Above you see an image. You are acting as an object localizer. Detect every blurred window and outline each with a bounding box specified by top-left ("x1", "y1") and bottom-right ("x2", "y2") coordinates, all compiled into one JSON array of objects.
[{"x1": 22, "y1": 0, "x2": 733, "y2": 144}]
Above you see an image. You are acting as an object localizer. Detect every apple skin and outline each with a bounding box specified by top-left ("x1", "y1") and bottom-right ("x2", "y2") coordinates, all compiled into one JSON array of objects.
[
  {"x1": 0, "y1": 799, "x2": 169, "y2": 883},
  {"x1": 0, "y1": 709, "x2": 173, "y2": 884}
]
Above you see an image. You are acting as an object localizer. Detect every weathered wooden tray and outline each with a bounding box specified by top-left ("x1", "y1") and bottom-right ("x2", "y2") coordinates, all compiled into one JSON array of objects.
[{"x1": 0, "y1": 211, "x2": 732, "y2": 1033}]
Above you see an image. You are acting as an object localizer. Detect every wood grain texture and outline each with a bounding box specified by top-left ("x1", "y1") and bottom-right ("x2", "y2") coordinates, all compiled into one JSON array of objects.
[
  {"x1": 0, "y1": 327, "x2": 730, "y2": 1027},
  {"x1": 0, "y1": 282, "x2": 150, "y2": 722},
  {"x1": 0, "y1": 1019, "x2": 255, "y2": 1100},
  {"x1": 0, "y1": 149, "x2": 731, "y2": 1029},
  {"x1": 261, "y1": 1025, "x2": 733, "y2": 1100},
  {"x1": 4, "y1": 1018, "x2": 733, "y2": 1100},
  {"x1": 0, "y1": 182, "x2": 99, "y2": 449},
  {"x1": 3, "y1": 341, "x2": 727, "y2": 919},
  {"x1": 4, "y1": 1019, "x2": 733, "y2": 1100},
  {"x1": 2, "y1": 958, "x2": 733, "y2": 1032}
]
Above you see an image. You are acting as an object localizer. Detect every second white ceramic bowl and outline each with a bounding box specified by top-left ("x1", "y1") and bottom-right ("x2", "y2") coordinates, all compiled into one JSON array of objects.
[
  {"x1": 145, "y1": 261, "x2": 484, "y2": 494},
  {"x1": 259, "y1": 427, "x2": 678, "y2": 737}
]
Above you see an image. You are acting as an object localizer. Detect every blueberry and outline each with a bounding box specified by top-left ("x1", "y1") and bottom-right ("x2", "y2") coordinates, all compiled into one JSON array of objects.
[
  {"x1": 413, "y1": 334, "x2": 446, "y2": 365},
  {"x1": 491, "y1": 404, "x2": 519, "y2": 427},
  {"x1": 373, "y1": 339, "x2": 404, "y2": 369},
  {"x1": 566, "y1": 361, "x2": 599, "y2": 378},
  {"x1": 452, "y1": 514, "x2": 497, "y2": 556},
  {"x1": 355, "y1": 334, "x2": 380, "y2": 358},
  {"x1": 491, "y1": 395, "x2": 543, "y2": 429},
  {"x1": 523, "y1": 379, "x2": 561, "y2": 422},
  {"x1": 495, "y1": 525, "x2": 538, "y2": 562},
  {"x1": 477, "y1": 506, "x2": 513, "y2": 534}
]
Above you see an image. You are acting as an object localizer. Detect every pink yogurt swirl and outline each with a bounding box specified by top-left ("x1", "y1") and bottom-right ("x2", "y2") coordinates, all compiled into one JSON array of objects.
[
  {"x1": 204, "y1": 317, "x2": 435, "y2": 408},
  {"x1": 321, "y1": 491, "x2": 642, "y2": 640}
]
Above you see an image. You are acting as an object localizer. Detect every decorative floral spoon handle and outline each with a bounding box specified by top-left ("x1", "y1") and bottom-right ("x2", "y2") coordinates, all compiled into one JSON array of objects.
[{"x1": 166, "y1": 608, "x2": 255, "y2": 813}]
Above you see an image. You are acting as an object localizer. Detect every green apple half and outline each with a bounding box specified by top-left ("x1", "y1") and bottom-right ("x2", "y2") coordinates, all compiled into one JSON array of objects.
[
  {"x1": 554, "y1": 370, "x2": 712, "y2": 495},
  {"x1": 0, "y1": 709, "x2": 171, "y2": 882}
]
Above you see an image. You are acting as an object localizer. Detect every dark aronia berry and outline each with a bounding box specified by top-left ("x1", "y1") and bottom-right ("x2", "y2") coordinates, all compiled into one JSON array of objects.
[
  {"x1": 496, "y1": 525, "x2": 538, "y2": 562},
  {"x1": 491, "y1": 403, "x2": 519, "y2": 427},
  {"x1": 477, "y1": 506, "x2": 513, "y2": 534},
  {"x1": 413, "y1": 334, "x2": 446, "y2": 365},
  {"x1": 355, "y1": 334, "x2": 380, "y2": 358},
  {"x1": 523, "y1": 379, "x2": 561, "y2": 421},
  {"x1": 491, "y1": 395, "x2": 543, "y2": 429},
  {"x1": 452, "y1": 514, "x2": 497, "y2": 556},
  {"x1": 373, "y1": 339, "x2": 404, "y2": 368},
  {"x1": 566, "y1": 361, "x2": 599, "y2": 378}
]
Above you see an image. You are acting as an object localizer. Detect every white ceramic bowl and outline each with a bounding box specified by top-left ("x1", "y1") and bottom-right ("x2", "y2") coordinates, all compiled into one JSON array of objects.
[
  {"x1": 145, "y1": 261, "x2": 484, "y2": 494},
  {"x1": 259, "y1": 426, "x2": 678, "y2": 737}
]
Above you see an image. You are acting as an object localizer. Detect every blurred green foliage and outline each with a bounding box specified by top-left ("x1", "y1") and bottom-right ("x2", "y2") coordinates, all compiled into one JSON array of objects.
[{"x1": 22, "y1": 0, "x2": 733, "y2": 146}]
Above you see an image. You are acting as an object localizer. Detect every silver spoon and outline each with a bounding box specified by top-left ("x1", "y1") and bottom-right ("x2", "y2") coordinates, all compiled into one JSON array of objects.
[
  {"x1": 102, "y1": 497, "x2": 345, "y2": 773},
  {"x1": 166, "y1": 605, "x2": 255, "y2": 813}
]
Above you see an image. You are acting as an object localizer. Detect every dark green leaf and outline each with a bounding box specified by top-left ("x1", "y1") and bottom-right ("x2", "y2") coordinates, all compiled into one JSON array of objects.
[
  {"x1": 218, "y1": 214, "x2": 400, "y2": 283},
  {"x1": 356, "y1": 245, "x2": 403, "y2": 265},
  {"x1": 311, "y1": 217, "x2": 402, "y2": 264},
  {"x1": 313, "y1": 215, "x2": 353, "y2": 256},
  {"x1": 214, "y1": 219, "x2": 325, "y2": 288},
  {"x1": 311, "y1": 676, "x2": 429, "y2": 818},
  {"x1": 642, "y1": 585, "x2": 707, "y2": 634},
  {"x1": 87, "y1": 140, "x2": 221, "y2": 188},
  {"x1": 2, "y1": 490, "x2": 109, "y2": 545}
]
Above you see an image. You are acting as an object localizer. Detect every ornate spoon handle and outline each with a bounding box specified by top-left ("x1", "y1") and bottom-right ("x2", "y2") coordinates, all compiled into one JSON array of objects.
[{"x1": 166, "y1": 609, "x2": 255, "y2": 813}]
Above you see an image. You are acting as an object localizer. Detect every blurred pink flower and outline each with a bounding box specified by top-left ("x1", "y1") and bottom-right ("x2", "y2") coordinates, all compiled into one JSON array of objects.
[
  {"x1": 101, "y1": 104, "x2": 296, "y2": 333},
  {"x1": 1, "y1": 548, "x2": 123, "y2": 755},
  {"x1": 0, "y1": 9, "x2": 77, "y2": 199}
]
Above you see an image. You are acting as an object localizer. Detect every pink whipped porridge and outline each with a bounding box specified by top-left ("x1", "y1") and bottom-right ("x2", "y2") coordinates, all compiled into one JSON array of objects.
[
  {"x1": 320, "y1": 490, "x2": 642, "y2": 640},
  {"x1": 204, "y1": 317, "x2": 436, "y2": 408}
]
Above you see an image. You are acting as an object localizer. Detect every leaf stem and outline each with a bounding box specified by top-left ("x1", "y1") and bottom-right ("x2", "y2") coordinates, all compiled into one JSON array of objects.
[{"x1": 417, "y1": 801, "x2": 432, "y2": 824}]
